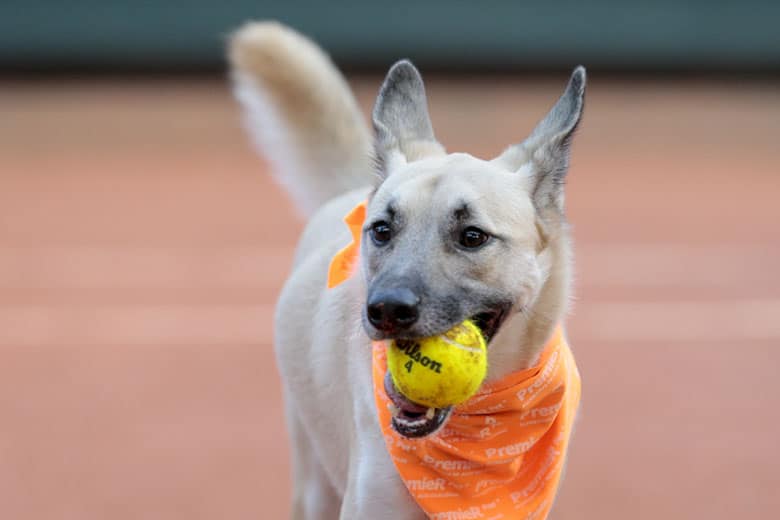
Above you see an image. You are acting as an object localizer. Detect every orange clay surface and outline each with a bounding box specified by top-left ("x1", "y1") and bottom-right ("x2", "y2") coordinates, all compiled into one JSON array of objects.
[{"x1": 1, "y1": 77, "x2": 779, "y2": 519}]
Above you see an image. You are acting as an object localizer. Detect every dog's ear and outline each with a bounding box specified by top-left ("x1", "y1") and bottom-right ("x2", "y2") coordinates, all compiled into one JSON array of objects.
[
  {"x1": 493, "y1": 66, "x2": 586, "y2": 214},
  {"x1": 372, "y1": 60, "x2": 445, "y2": 177}
]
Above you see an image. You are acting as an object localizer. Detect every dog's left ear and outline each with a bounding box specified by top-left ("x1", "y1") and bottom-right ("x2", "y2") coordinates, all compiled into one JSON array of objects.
[
  {"x1": 493, "y1": 66, "x2": 586, "y2": 214},
  {"x1": 372, "y1": 60, "x2": 445, "y2": 177}
]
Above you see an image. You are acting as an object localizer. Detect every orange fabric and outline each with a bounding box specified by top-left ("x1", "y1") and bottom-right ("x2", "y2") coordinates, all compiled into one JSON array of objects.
[
  {"x1": 373, "y1": 332, "x2": 580, "y2": 520},
  {"x1": 328, "y1": 201, "x2": 582, "y2": 520},
  {"x1": 327, "y1": 201, "x2": 367, "y2": 289}
]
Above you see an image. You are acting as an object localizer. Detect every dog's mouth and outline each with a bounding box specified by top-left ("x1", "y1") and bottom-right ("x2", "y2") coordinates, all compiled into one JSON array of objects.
[
  {"x1": 384, "y1": 305, "x2": 509, "y2": 438},
  {"x1": 384, "y1": 372, "x2": 452, "y2": 438},
  {"x1": 470, "y1": 306, "x2": 510, "y2": 344}
]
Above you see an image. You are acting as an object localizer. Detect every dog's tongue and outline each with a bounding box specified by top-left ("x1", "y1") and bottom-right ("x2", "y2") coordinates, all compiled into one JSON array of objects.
[{"x1": 384, "y1": 372, "x2": 429, "y2": 413}]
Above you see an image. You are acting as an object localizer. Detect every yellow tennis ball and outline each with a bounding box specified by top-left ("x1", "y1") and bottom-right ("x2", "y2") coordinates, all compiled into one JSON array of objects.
[{"x1": 387, "y1": 320, "x2": 487, "y2": 408}]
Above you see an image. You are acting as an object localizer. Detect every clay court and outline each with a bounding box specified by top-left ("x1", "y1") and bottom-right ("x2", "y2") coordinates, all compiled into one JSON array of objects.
[{"x1": 1, "y1": 76, "x2": 779, "y2": 518}]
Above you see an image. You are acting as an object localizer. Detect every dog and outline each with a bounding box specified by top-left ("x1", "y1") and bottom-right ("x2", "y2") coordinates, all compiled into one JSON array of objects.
[{"x1": 229, "y1": 22, "x2": 585, "y2": 520}]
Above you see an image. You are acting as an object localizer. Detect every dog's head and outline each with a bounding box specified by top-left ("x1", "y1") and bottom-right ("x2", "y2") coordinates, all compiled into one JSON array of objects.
[{"x1": 362, "y1": 61, "x2": 585, "y2": 369}]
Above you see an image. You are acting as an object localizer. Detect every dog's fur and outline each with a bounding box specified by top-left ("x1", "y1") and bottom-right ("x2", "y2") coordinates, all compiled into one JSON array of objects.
[{"x1": 230, "y1": 22, "x2": 585, "y2": 519}]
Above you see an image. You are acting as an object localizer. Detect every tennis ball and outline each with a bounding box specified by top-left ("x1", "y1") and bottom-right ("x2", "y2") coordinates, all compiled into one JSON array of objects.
[{"x1": 387, "y1": 320, "x2": 487, "y2": 408}]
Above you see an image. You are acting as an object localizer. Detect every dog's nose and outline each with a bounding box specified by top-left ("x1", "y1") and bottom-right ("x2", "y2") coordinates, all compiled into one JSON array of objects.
[{"x1": 366, "y1": 288, "x2": 420, "y2": 332}]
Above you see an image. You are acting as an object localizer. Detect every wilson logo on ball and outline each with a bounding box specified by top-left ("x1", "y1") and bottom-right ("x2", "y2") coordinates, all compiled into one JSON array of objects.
[{"x1": 396, "y1": 342, "x2": 443, "y2": 374}]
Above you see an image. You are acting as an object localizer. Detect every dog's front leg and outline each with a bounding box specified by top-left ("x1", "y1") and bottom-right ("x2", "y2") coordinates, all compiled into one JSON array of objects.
[
  {"x1": 339, "y1": 451, "x2": 425, "y2": 520},
  {"x1": 338, "y1": 414, "x2": 425, "y2": 520},
  {"x1": 287, "y1": 405, "x2": 342, "y2": 520}
]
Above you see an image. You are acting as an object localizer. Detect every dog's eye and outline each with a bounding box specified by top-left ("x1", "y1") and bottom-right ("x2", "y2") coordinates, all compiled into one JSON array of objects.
[
  {"x1": 370, "y1": 221, "x2": 392, "y2": 246},
  {"x1": 459, "y1": 227, "x2": 490, "y2": 249}
]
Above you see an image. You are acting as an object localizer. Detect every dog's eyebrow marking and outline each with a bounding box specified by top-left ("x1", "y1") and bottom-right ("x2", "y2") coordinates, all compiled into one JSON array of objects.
[
  {"x1": 453, "y1": 201, "x2": 470, "y2": 220},
  {"x1": 386, "y1": 200, "x2": 398, "y2": 220}
]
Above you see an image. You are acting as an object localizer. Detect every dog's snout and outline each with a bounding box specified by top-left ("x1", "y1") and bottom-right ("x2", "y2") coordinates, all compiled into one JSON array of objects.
[{"x1": 366, "y1": 288, "x2": 420, "y2": 332}]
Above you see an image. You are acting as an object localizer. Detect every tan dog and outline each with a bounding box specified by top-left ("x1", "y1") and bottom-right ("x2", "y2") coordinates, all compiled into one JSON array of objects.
[{"x1": 229, "y1": 21, "x2": 585, "y2": 519}]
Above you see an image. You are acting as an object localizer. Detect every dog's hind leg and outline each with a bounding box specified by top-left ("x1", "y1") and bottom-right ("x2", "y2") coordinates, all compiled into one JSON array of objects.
[{"x1": 287, "y1": 407, "x2": 342, "y2": 519}]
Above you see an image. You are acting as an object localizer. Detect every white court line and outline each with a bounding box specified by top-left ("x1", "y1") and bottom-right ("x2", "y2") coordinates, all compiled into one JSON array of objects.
[
  {"x1": 0, "y1": 246, "x2": 293, "y2": 290},
  {"x1": 0, "y1": 304, "x2": 276, "y2": 347},
  {"x1": 573, "y1": 299, "x2": 780, "y2": 342},
  {"x1": 577, "y1": 243, "x2": 780, "y2": 288}
]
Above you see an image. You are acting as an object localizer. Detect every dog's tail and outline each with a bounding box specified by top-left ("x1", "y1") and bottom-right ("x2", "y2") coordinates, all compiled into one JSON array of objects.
[{"x1": 229, "y1": 22, "x2": 373, "y2": 216}]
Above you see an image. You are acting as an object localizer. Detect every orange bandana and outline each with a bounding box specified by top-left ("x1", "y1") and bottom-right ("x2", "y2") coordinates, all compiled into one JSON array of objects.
[{"x1": 328, "y1": 201, "x2": 582, "y2": 520}]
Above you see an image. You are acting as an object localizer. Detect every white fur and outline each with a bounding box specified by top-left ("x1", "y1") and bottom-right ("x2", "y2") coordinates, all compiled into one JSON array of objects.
[
  {"x1": 229, "y1": 22, "x2": 584, "y2": 519},
  {"x1": 233, "y1": 76, "x2": 310, "y2": 211},
  {"x1": 230, "y1": 21, "x2": 373, "y2": 216}
]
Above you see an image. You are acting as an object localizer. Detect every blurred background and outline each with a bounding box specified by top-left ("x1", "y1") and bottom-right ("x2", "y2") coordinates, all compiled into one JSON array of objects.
[{"x1": 1, "y1": 1, "x2": 779, "y2": 519}]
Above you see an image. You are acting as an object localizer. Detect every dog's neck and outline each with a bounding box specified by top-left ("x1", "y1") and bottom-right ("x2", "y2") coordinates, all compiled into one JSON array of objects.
[{"x1": 485, "y1": 228, "x2": 572, "y2": 381}]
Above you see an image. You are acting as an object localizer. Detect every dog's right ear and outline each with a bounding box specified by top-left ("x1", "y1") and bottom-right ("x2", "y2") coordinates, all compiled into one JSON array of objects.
[{"x1": 372, "y1": 60, "x2": 445, "y2": 178}]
